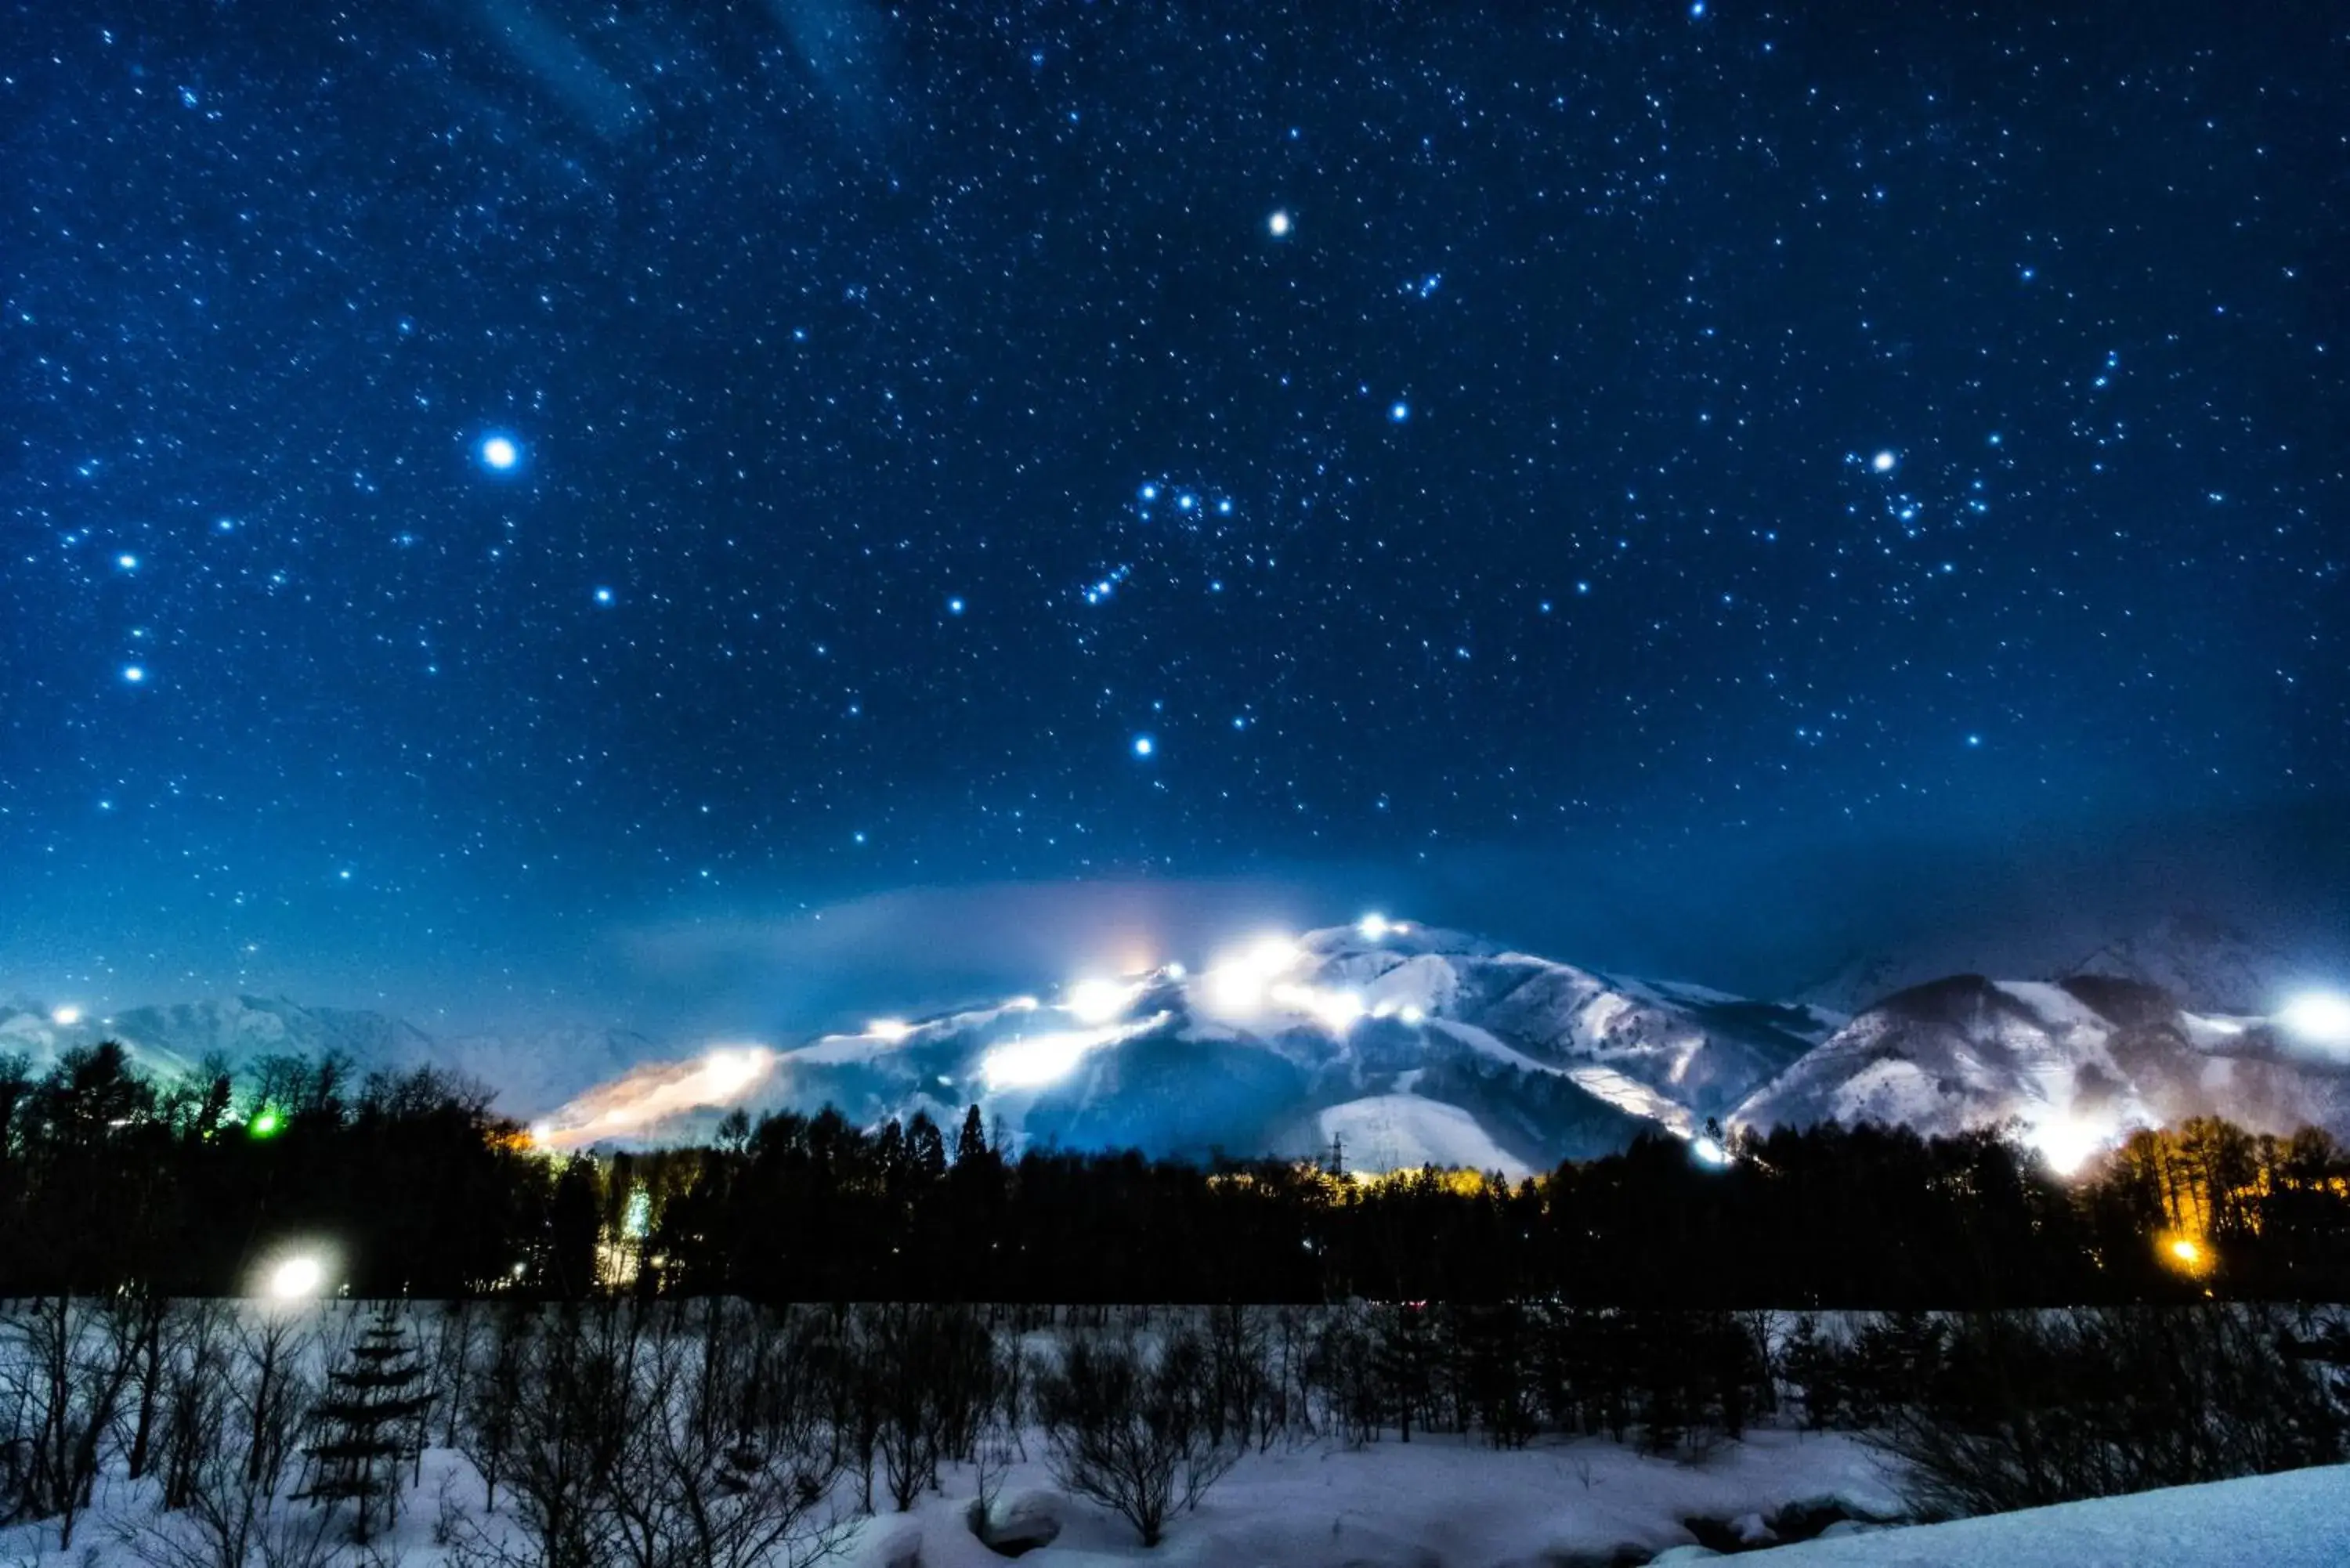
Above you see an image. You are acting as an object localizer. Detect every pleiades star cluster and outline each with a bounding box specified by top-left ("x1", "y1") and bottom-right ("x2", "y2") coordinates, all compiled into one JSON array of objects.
[{"x1": 2, "y1": 2, "x2": 2342, "y2": 1011}]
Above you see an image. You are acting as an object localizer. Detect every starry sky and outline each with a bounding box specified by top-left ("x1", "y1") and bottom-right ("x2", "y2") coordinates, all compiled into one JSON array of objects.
[{"x1": 5, "y1": 1, "x2": 2345, "y2": 1033}]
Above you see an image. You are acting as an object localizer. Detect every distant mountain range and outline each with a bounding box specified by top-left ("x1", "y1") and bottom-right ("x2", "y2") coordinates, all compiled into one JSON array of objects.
[
  {"x1": 5, "y1": 916, "x2": 2343, "y2": 1176},
  {"x1": 0, "y1": 994, "x2": 654, "y2": 1121}
]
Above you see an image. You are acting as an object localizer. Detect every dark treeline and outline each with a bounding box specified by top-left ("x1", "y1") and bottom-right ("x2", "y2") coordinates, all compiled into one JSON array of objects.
[{"x1": 5, "y1": 1042, "x2": 2350, "y2": 1305}]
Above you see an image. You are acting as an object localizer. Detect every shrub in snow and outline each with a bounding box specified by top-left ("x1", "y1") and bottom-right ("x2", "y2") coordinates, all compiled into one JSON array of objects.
[
  {"x1": 1033, "y1": 1324, "x2": 1241, "y2": 1546},
  {"x1": 1873, "y1": 1304, "x2": 2350, "y2": 1519}
]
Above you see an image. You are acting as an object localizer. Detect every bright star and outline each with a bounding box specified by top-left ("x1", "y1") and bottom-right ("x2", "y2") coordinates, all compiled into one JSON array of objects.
[
  {"x1": 1139, "y1": 483, "x2": 1159, "y2": 501},
  {"x1": 947, "y1": 596, "x2": 965, "y2": 615},
  {"x1": 1267, "y1": 210, "x2": 1292, "y2": 237},
  {"x1": 1871, "y1": 450, "x2": 1897, "y2": 472},
  {"x1": 51, "y1": 1006, "x2": 81, "y2": 1026},
  {"x1": 1390, "y1": 400, "x2": 1411, "y2": 423},
  {"x1": 1132, "y1": 735, "x2": 1155, "y2": 758},
  {"x1": 117, "y1": 553, "x2": 138, "y2": 570},
  {"x1": 121, "y1": 664, "x2": 145, "y2": 684},
  {"x1": 479, "y1": 435, "x2": 519, "y2": 471},
  {"x1": 594, "y1": 587, "x2": 614, "y2": 605}
]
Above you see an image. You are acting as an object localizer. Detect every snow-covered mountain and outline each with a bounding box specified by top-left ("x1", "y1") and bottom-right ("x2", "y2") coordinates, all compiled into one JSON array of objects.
[
  {"x1": 1797, "y1": 911, "x2": 2322, "y2": 1018},
  {"x1": 540, "y1": 923, "x2": 1839, "y2": 1176},
  {"x1": 0, "y1": 995, "x2": 652, "y2": 1120},
  {"x1": 1731, "y1": 973, "x2": 2350, "y2": 1168},
  {"x1": 13, "y1": 919, "x2": 2344, "y2": 1176}
]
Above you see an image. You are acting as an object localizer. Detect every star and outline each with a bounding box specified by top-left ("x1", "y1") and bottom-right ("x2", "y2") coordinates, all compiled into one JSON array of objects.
[
  {"x1": 1267, "y1": 210, "x2": 1292, "y2": 237},
  {"x1": 594, "y1": 587, "x2": 614, "y2": 605},
  {"x1": 1871, "y1": 450, "x2": 1897, "y2": 472},
  {"x1": 1133, "y1": 735, "x2": 1155, "y2": 757},
  {"x1": 479, "y1": 435, "x2": 520, "y2": 471},
  {"x1": 116, "y1": 553, "x2": 138, "y2": 570},
  {"x1": 1389, "y1": 400, "x2": 1411, "y2": 423},
  {"x1": 121, "y1": 664, "x2": 146, "y2": 684},
  {"x1": 947, "y1": 595, "x2": 966, "y2": 615}
]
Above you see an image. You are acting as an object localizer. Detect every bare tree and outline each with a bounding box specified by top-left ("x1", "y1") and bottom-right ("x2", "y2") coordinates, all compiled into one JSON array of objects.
[
  {"x1": 157, "y1": 1302, "x2": 236, "y2": 1512},
  {"x1": 113, "y1": 1416, "x2": 339, "y2": 1568},
  {"x1": 233, "y1": 1310, "x2": 316, "y2": 1497},
  {"x1": 870, "y1": 1302, "x2": 990, "y2": 1512},
  {"x1": 605, "y1": 1302, "x2": 847, "y2": 1568},
  {"x1": 459, "y1": 1304, "x2": 529, "y2": 1513},
  {"x1": 1033, "y1": 1325, "x2": 1239, "y2": 1548},
  {"x1": 1, "y1": 1293, "x2": 144, "y2": 1548},
  {"x1": 1875, "y1": 1306, "x2": 2350, "y2": 1519},
  {"x1": 450, "y1": 1302, "x2": 635, "y2": 1568}
]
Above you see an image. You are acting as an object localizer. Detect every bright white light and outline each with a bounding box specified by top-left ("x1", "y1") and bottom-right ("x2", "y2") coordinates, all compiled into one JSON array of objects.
[
  {"x1": 1205, "y1": 934, "x2": 1302, "y2": 1014},
  {"x1": 1165, "y1": 962, "x2": 1186, "y2": 979},
  {"x1": 1063, "y1": 978, "x2": 1134, "y2": 1025},
  {"x1": 121, "y1": 665, "x2": 146, "y2": 684},
  {"x1": 1871, "y1": 449, "x2": 1897, "y2": 472},
  {"x1": 1389, "y1": 400, "x2": 1411, "y2": 423},
  {"x1": 2280, "y1": 992, "x2": 2350, "y2": 1048},
  {"x1": 1397, "y1": 1004, "x2": 1426, "y2": 1025},
  {"x1": 1691, "y1": 1136, "x2": 1731, "y2": 1168},
  {"x1": 1267, "y1": 210, "x2": 1292, "y2": 237},
  {"x1": 1249, "y1": 934, "x2": 1300, "y2": 972},
  {"x1": 1357, "y1": 912, "x2": 1391, "y2": 941},
  {"x1": 1005, "y1": 995, "x2": 1041, "y2": 1012},
  {"x1": 480, "y1": 435, "x2": 519, "y2": 470},
  {"x1": 1307, "y1": 988, "x2": 1365, "y2": 1031},
  {"x1": 2026, "y1": 1115, "x2": 2110, "y2": 1176},
  {"x1": 979, "y1": 1027, "x2": 1123, "y2": 1091},
  {"x1": 51, "y1": 1006, "x2": 81, "y2": 1026},
  {"x1": 1133, "y1": 735, "x2": 1155, "y2": 757},
  {"x1": 268, "y1": 1256, "x2": 324, "y2": 1300},
  {"x1": 117, "y1": 553, "x2": 139, "y2": 570},
  {"x1": 594, "y1": 587, "x2": 614, "y2": 605},
  {"x1": 702, "y1": 1050, "x2": 765, "y2": 1097},
  {"x1": 866, "y1": 1018, "x2": 915, "y2": 1043}
]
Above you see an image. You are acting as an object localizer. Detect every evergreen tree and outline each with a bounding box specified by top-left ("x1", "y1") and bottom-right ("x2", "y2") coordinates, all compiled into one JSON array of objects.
[{"x1": 295, "y1": 1307, "x2": 432, "y2": 1542}]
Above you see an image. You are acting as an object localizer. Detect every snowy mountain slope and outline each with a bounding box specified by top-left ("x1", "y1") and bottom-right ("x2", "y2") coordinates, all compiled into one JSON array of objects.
[
  {"x1": 1733, "y1": 973, "x2": 2350, "y2": 1162},
  {"x1": 1799, "y1": 910, "x2": 2323, "y2": 1017},
  {"x1": 540, "y1": 922, "x2": 1820, "y2": 1171},
  {"x1": 0, "y1": 995, "x2": 651, "y2": 1119}
]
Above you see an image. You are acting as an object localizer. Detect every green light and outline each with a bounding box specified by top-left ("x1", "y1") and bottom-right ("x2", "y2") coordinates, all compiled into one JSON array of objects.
[{"x1": 249, "y1": 1107, "x2": 282, "y2": 1139}]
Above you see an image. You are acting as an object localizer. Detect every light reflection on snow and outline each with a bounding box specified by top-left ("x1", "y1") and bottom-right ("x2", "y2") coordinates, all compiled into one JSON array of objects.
[
  {"x1": 1204, "y1": 933, "x2": 1304, "y2": 1013},
  {"x1": 978, "y1": 1020, "x2": 1153, "y2": 1091},
  {"x1": 535, "y1": 1043, "x2": 778, "y2": 1147},
  {"x1": 1062, "y1": 977, "x2": 1138, "y2": 1024}
]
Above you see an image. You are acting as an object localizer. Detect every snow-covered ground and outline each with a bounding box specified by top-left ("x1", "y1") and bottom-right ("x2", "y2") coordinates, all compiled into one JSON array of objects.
[
  {"x1": 1740, "y1": 1461, "x2": 2350, "y2": 1567},
  {"x1": 9, "y1": 1396, "x2": 2342, "y2": 1566},
  {"x1": 0, "y1": 1425, "x2": 1895, "y2": 1568},
  {"x1": 853, "y1": 1428, "x2": 1896, "y2": 1568}
]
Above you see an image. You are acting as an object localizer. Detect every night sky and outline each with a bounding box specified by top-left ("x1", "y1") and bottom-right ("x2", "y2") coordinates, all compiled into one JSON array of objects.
[{"x1": 5, "y1": 2, "x2": 2345, "y2": 1033}]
